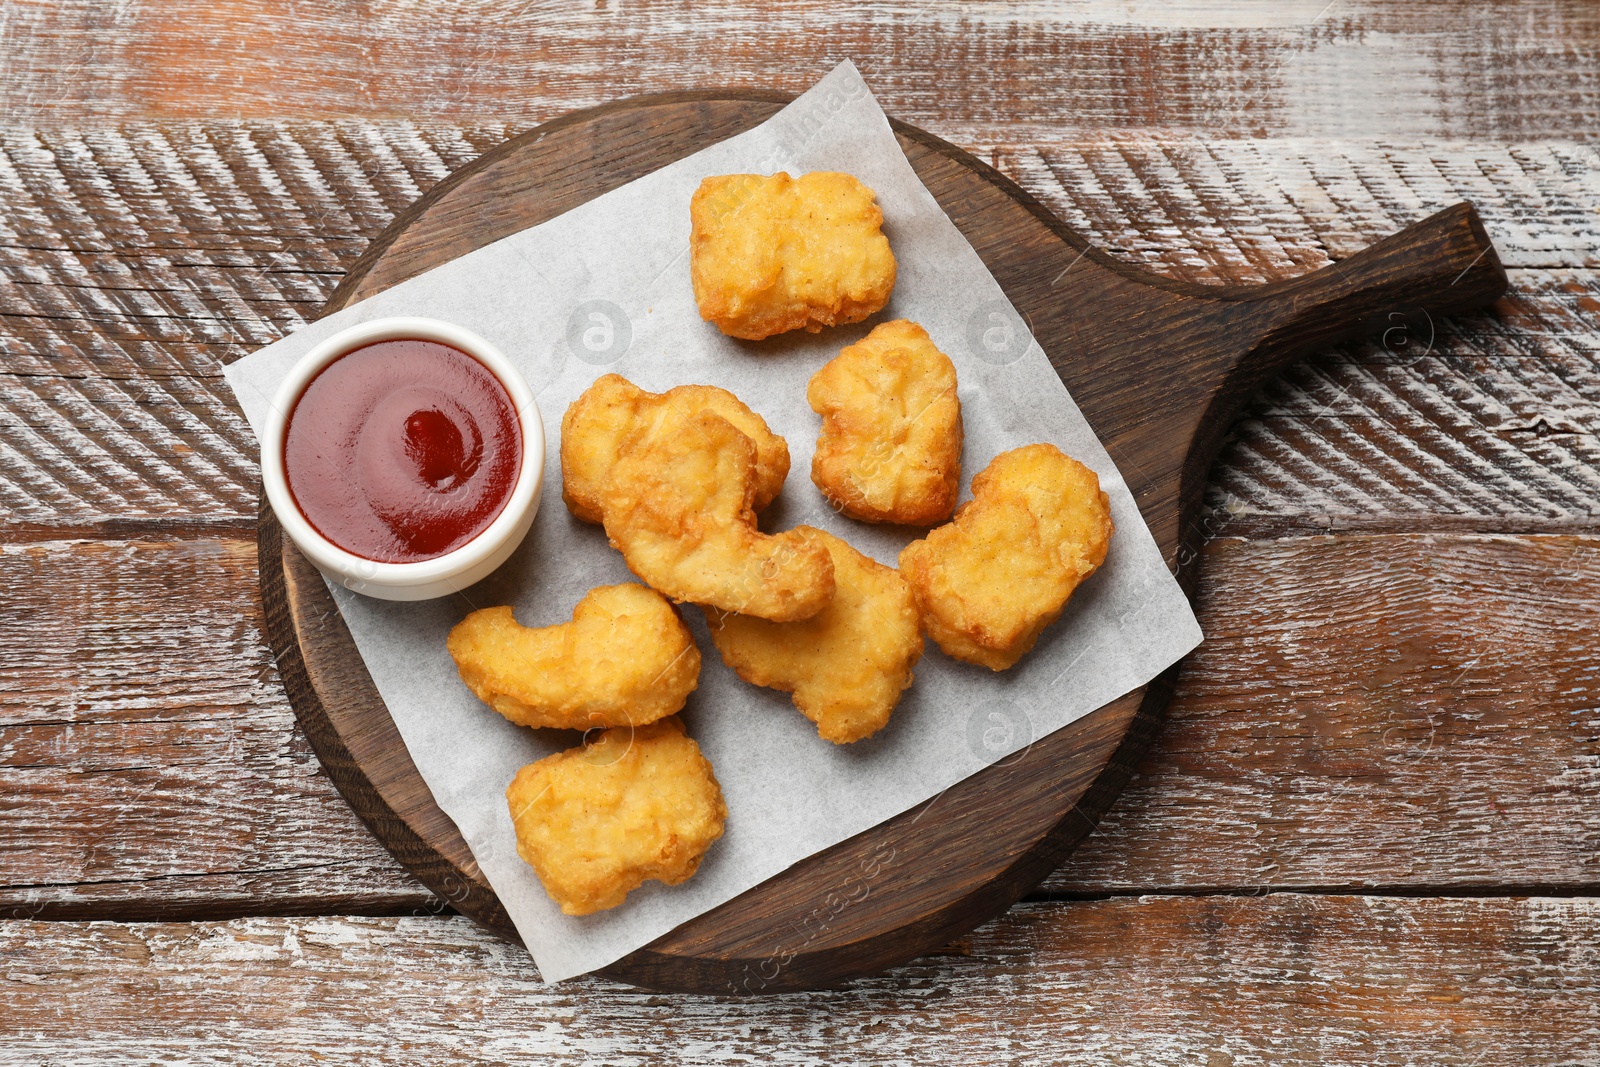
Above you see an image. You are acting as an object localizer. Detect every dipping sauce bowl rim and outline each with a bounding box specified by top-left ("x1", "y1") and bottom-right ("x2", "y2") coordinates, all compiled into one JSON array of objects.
[{"x1": 260, "y1": 316, "x2": 544, "y2": 592}]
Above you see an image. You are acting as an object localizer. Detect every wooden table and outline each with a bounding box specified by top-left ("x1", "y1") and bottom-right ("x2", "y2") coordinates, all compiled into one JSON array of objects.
[{"x1": 2, "y1": 1, "x2": 1596, "y2": 1061}]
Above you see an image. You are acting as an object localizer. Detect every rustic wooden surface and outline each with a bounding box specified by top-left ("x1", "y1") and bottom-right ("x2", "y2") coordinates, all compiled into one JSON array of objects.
[
  {"x1": 4, "y1": 898, "x2": 1598, "y2": 1064},
  {"x1": 269, "y1": 91, "x2": 1502, "y2": 993},
  {"x1": 1, "y1": 0, "x2": 1596, "y2": 1059}
]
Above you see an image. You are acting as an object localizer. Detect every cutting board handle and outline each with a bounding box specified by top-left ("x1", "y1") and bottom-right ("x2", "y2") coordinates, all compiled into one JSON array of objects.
[
  {"x1": 1234, "y1": 201, "x2": 1507, "y2": 382},
  {"x1": 1159, "y1": 201, "x2": 1507, "y2": 576}
]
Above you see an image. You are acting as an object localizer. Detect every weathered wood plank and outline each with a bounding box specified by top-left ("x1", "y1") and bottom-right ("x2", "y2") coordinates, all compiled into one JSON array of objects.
[
  {"x1": 0, "y1": 120, "x2": 514, "y2": 530},
  {"x1": 9, "y1": 269, "x2": 1594, "y2": 533},
  {"x1": 0, "y1": 0, "x2": 1588, "y2": 1045},
  {"x1": 1, "y1": 0, "x2": 1596, "y2": 141},
  {"x1": 3, "y1": 533, "x2": 1594, "y2": 918},
  {"x1": 0, "y1": 537, "x2": 434, "y2": 919},
  {"x1": 1206, "y1": 278, "x2": 1600, "y2": 534},
  {"x1": 1, "y1": 123, "x2": 1597, "y2": 532},
  {"x1": 1001, "y1": 139, "x2": 1600, "y2": 275},
  {"x1": 1000, "y1": 137, "x2": 1600, "y2": 533},
  {"x1": 1043, "y1": 531, "x2": 1600, "y2": 894},
  {"x1": 2, "y1": 898, "x2": 1595, "y2": 1062}
]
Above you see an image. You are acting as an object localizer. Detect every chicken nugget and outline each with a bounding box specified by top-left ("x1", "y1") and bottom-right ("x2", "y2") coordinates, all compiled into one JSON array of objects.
[
  {"x1": 602, "y1": 407, "x2": 835, "y2": 622},
  {"x1": 705, "y1": 527, "x2": 922, "y2": 744},
  {"x1": 506, "y1": 716, "x2": 726, "y2": 916},
  {"x1": 808, "y1": 319, "x2": 962, "y2": 525},
  {"x1": 448, "y1": 584, "x2": 699, "y2": 730},
  {"x1": 690, "y1": 171, "x2": 896, "y2": 340},
  {"x1": 561, "y1": 373, "x2": 790, "y2": 525},
  {"x1": 899, "y1": 444, "x2": 1113, "y2": 670}
]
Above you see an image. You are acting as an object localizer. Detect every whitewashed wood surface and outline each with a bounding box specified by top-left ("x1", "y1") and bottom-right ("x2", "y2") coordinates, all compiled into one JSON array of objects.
[
  {"x1": 4, "y1": 900, "x2": 1598, "y2": 1065},
  {"x1": 0, "y1": 1, "x2": 1596, "y2": 1063},
  {"x1": 2, "y1": 127, "x2": 1595, "y2": 534}
]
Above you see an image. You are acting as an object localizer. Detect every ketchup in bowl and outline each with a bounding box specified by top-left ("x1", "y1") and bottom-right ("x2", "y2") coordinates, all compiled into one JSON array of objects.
[{"x1": 283, "y1": 338, "x2": 523, "y2": 563}]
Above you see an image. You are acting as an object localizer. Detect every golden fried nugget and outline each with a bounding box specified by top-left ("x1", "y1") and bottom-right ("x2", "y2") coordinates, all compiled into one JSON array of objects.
[
  {"x1": 808, "y1": 319, "x2": 963, "y2": 525},
  {"x1": 602, "y1": 407, "x2": 835, "y2": 622},
  {"x1": 561, "y1": 373, "x2": 790, "y2": 525},
  {"x1": 705, "y1": 527, "x2": 922, "y2": 744},
  {"x1": 899, "y1": 444, "x2": 1113, "y2": 670},
  {"x1": 447, "y1": 584, "x2": 700, "y2": 730},
  {"x1": 506, "y1": 716, "x2": 726, "y2": 916},
  {"x1": 690, "y1": 172, "x2": 897, "y2": 340}
]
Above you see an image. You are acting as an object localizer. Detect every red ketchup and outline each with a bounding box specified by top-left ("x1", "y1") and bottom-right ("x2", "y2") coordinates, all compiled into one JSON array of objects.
[{"x1": 283, "y1": 338, "x2": 522, "y2": 563}]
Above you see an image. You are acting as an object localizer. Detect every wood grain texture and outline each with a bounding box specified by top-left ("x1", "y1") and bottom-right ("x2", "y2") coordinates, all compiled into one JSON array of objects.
[
  {"x1": 0, "y1": 0, "x2": 1590, "y2": 1048},
  {"x1": 0, "y1": 121, "x2": 514, "y2": 533},
  {"x1": 0, "y1": 111, "x2": 1587, "y2": 932},
  {"x1": 8, "y1": 533, "x2": 1595, "y2": 920},
  {"x1": 999, "y1": 137, "x2": 1600, "y2": 530},
  {"x1": 267, "y1": 92, "x2": 1505, "y2": 991},
  {"x1": 0, "y1": 537, "x2": 435, "y2": 920},
  {"x1": 267, "y1": 96, "x2": 1169, "y2": 992},
  {"x1": 1045, "y1": 532, "x2": 1600, "y2": 895},
  {"x1": 3, "y1": 897, "x2": 1597, "y2": 1064},
  {"x1": 1, "y1": 0, "x2": 1597, "y2": 141},
  {"x1": 2, "y1": 126, "x2": 1594, "y2": 536}
]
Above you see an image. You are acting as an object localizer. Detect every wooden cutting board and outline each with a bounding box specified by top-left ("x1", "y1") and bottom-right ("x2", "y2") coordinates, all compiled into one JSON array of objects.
[{"x1": 256, "y1": 92, "x2": 1507, "y2": 994}]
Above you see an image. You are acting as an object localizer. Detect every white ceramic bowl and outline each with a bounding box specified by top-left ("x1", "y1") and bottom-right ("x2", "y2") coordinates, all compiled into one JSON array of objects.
[{"x1": 261, "y1": 316, "x2": 543, "y2": 601}]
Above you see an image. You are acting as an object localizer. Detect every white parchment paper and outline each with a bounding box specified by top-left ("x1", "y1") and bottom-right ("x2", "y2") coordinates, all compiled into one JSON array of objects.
[{"x1": 224, "y1": 62, "x2": 1203, "y2": 983}]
